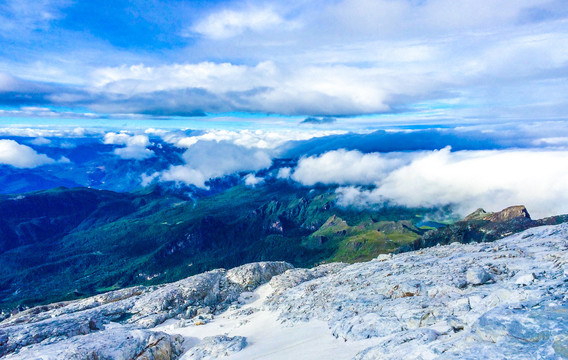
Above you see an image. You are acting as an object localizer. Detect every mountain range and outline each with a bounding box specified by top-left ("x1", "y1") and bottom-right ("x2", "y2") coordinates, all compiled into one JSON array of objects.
[{"x1": 1, "y1": 182, "x2": 566, "y2": 316}]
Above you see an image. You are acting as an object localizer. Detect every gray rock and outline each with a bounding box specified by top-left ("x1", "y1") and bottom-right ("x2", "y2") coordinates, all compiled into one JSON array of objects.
[
  {"x1": 466, "y1": 267, "x2": 492, "y2": 285},
  {"x1": 3, "y1": 328, "x2": 183, "y2": 360},
  {"x1": 264, "y1": 223, "x2": 568, "y2": 359},
  {"x1": 3, "y1": 223, "x2": 568, "y2": 360},
  {"x1": 226, "y1": 262, "x2": 293, "y2": 291},
  {"x1": 353, "y1": 329, "x2": 439, "y2": 360},
  {"x1": 182, "y1": 335, "x2": 247, "y2": 359},
  {"x1": 0, "y1": 262, "x2": 291, "y2": 358}
]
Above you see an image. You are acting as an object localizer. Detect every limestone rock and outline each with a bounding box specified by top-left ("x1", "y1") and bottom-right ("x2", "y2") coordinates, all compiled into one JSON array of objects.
[
  {"x1": 182, "y1": 335, "x2": 247, "y2": 360},
  {"x1": 0, "y1": 262, "x2": 290, "y2": 358},
  {"x1": 226, "y1": 262, "x2": 293, "y2": 291},
  {"x1": 2, "y1": 328, "x2": 184, "y2": 360},
  {"x1": 483, "y1": 205, "x2": 531, "y2": 222},
  {"x1": 466, "y1": 267, "x2": 492, "y2": 285}
]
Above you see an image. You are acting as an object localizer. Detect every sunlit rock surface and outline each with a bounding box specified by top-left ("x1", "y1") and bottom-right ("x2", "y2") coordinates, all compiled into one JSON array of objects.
[
  {"x1": 1, "y1": 224, "x2": 568, "y2": 359},
  {"x1": 0, "y1": 262, "x2": 292, "y2": 359}
]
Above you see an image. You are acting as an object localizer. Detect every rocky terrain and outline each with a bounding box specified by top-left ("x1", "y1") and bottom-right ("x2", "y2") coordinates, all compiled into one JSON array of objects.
[
  {"x1": 1, "y1": 223, "x2": 567, "y2": 359},
  {"x1": 409, "y1": 205, "x2": 568, "y2": 251}
]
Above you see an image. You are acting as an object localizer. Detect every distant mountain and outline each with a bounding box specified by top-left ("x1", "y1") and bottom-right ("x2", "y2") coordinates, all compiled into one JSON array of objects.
[
  {"x1": 0, "y1": 137, "x2": 184, "y2": 194},
  {"x1": 2, "y1": 182, "x2": 566, "y2": 315},
  {"x1": 406, "y1": 205, "x2": 568, "y2": 251}
]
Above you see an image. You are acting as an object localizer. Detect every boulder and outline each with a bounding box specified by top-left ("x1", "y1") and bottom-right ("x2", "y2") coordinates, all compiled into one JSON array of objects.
[
  {"x1": 182, "y1": 335, "x2": 247, "y2": 359},
  {"x1": 466, "y1": 267, "x2": 493, "y2": 285}
]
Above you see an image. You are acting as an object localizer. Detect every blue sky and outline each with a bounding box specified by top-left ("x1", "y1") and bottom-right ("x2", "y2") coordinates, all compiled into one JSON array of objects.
[{"x1": 1, "y1": 0, "x2": 568, "y2": 129}]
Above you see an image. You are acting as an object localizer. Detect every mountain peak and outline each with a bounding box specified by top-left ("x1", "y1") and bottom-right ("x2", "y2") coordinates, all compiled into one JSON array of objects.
[
  {"x1": 483, "y1": 205, "x2": 531, "y2": 222},
  {"x1": 463, "y1": 208, "x2": 488, "y2": 221},
  {"x1": 463, "y1": 205, "x2": 531, "y2": 222}
]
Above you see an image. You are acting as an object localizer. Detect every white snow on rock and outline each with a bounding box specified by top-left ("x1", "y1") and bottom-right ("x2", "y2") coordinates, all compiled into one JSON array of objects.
[
  {"x1": 182, "y1": 335, "x2": 247, "y2": 360},
  {"x1": 2, "y1": 224, "x2": 568, "y2": 359},
  {"x1": 0, "y1": 261, "x2": 292, "y2": 359}
]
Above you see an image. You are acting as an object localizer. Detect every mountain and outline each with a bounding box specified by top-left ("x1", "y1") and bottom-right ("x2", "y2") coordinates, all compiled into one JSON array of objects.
[
  {"x1": 1, "y1": 223, "x2": 567, "y2": 359},
  {"x1": 0, "y1": 183, "x2": 443, "y2": 312},
  {"x1": 406, "y1": 205, "x2": 568, "y2": 251},
  {"x1": 2, "y1": 182, "x2": 567, "y2": 315}
]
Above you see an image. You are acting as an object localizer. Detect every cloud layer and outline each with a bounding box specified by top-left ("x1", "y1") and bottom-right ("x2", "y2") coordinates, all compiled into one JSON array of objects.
[
  {"x1": 289, "y1": 147, "x2": 568, "y2": 219},
  {"x1": 159, "y1": 140, "x2": 272, "y2": 188},
  {"x1": 103, "y1": 132, "x2": 154, "y2": 160},
  {"x1": 0, "y1": 139, "x2": 56, "y2": 168},
  {"x1": 0, "y1": 0, "x2": 567, "y2": 121}
]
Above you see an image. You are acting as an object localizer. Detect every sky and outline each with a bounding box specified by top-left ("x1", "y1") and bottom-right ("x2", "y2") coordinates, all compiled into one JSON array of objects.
[
  {"x1": 1, "y1": 1, "x2": 568, "y2": 218},
  {"x1": 0, "y1": 0, "x2": 567, "y2": 129}
]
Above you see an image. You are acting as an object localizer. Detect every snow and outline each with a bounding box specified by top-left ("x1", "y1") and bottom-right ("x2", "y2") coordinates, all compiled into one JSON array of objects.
[{"x1": 156, "y1": 284, "x2": 378, "y2": 360}]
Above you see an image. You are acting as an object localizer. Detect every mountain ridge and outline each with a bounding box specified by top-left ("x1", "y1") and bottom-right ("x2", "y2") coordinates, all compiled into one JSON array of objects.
[{"x1": 1, "y1": 184, "x2": 567, "y2": 315}]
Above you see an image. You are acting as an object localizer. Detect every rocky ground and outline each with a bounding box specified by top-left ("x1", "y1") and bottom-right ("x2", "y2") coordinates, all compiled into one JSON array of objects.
[{"x1": 1, "y1": 223, "x2": 567, "y2": 359}]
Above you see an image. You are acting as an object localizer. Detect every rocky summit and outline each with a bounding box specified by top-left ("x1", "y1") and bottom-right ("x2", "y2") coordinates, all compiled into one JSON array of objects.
[{"x1": 1, "y1": 224, "x2": 568, "y2": 359}]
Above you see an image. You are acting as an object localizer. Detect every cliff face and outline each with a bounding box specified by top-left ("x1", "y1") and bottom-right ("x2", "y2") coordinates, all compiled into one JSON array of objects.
[{"x1": 481, "y1": 205, "x2": 531, "y2": 222}]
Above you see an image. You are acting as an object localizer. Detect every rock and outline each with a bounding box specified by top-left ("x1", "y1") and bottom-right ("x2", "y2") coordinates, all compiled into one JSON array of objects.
[
  {"x1": 416, "y1": 205, "x2": 538, "y2": 250},
  {"x1": 182, "y1": 335, "x2": 247, "y2": 359},
  {"x1": 268, "y1": 263, "x2": 347, "y2": 296},
  {"x1": 265, "y1": 223, "x2": 568, "y2": 359},
  {"x1": 483, "y1": 205, "x2": 531, "y2": 222},
  {"x1": 515, "y1": 273, "x2": 536, "y2": 286},
  {"x1": 353, "y1": 329, "x2": 439, "y2": 360},
  {"x1": 466, "y1": 267, "x2": 492, "y2": 285},
  {"x1": 332, "y1": 313, "x2": 403, "y2": 341},
  {"x1": 553, "y1": 335, "x2": 568, "y2": 358},
  {"x1": 2, "y1": 328, "x2": 184, "y2": 360},
  {"x1": 226, "y1": 262, "x2": 293, "y2": 291},
  {"x1": 464, "y1": 208, "x2": 489, "y2": 221},
  {"x1": 0, "y1": 262, "x2": 290, "y2": 358},
  {"x1": 3, "y1": 223, "x2": 568, "y2": 359}
]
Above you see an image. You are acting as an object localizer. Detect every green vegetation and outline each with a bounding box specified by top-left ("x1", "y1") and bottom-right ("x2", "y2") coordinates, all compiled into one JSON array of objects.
[{"x1": 0, "y1": 182, "x2": 447, "y2": 312}]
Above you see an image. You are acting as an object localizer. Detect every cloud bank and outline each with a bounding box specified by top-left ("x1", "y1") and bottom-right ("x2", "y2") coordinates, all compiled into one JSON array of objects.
[
  {"x1": 292, "y1": 149, "x2": 411, "y2": 186},
  {"x1": 103, "y1": 132, "x2": 154, "y2": 160},
  {"x1": 2, "y1": 0, "x2": 568, "y2": 121},
  {"x1": 159, "y1": 141, "x2": 272, "y2": 188},
  {"x1": 0, "y1": 139, "x2": 56, "y2": 168},
  {"x1": 289, "y1": 147, "x2": 568, "y2": 219}
]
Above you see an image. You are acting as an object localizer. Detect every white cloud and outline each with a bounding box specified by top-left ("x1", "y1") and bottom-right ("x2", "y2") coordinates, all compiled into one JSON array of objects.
[
  {"x1": 103, "y1": 132, "x2": 133, "y2": 145},
  {"x1": 191, "y1": 7, "x2": 289, "y2": 39},
  {"x1": 322, "y1": 147, "x2": 568, "y2": 218},
  {"x1": 0, "y1": 106, "x2": 100, "y2": 120},
  {"x1": 169, "y1": 129, "x2": 346, "y2": 150},
  {"x1": 0, "y1": 127, "x2": 98, "y2": 138},
  {"x1": 160, "y1": 166, "x2": 208, "y2": 188},
  {"x1": 103, "y1": 132, "x2": 154, "y2": 160},
  {"x1": 113, "y1": 145, "x2": 154, "y2": 160},
  {"x1": 57, "y1": 156, "x2": 70, "y2": 164},
  {"x1": 0, "y1": 139, "x2": 56, "y2": 168},
  {"x1": 0, "y1": 0, "x2": 70, "y2": 34},
  {"x1": 29, "y1": 137, "x2": 51, "y2": 145},
  {"x1": 277, "y1": 167, "x2": 292, "y2": 179},
  {"x1": 140, "y1": 172, "x2": 160, "y2": 187},
  {"x1": 158, "y1": 140, "x2": 272, "y2": 188},
  {"x1": 291, "y1": 149, "x2": 411, "y2": 186},
  {"x1": 244, "y1": 173, "x2": 264, "y2": 187},
  {"x1": 2, "y1": 0, "x2": 568, "y2": 120}
]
